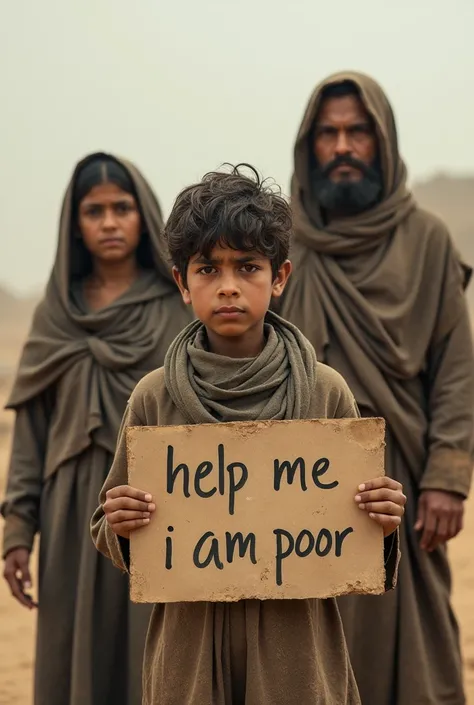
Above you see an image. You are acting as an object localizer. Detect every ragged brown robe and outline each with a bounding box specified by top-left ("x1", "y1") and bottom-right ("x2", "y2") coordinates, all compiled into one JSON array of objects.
[
  {"x1": 279, "y1": 71, "x2": 474, "y2": 705},
  {"x1": 91, "y1": 313, "x2": 399, "y2": 705},
  {"x1": 0, "y1": 153, "x2": 192, "y2": 705}
]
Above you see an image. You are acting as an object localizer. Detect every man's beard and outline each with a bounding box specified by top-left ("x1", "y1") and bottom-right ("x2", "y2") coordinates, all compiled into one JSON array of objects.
[{"x1": 310, "y1": 155, "x2": 383, "y2": 216}]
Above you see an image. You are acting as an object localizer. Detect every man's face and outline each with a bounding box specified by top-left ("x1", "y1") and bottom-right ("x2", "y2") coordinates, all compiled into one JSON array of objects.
[{"x1": 311, "y1": 93, "x2": 382, "y2": 215}]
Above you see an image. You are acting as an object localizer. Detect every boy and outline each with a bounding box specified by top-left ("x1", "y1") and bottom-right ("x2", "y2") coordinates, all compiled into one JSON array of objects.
[{"x1": 91, "y1": 164, "x2": 406, "y2": 705}]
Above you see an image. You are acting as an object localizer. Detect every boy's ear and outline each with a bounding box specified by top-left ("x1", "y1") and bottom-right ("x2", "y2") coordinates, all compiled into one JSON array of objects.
[
  {"x1": 172, "y1": 266, "x2": 192, "y2": 305},
  {"x1": 271, "y1": 260, "x2": 292, "y2": 299}
]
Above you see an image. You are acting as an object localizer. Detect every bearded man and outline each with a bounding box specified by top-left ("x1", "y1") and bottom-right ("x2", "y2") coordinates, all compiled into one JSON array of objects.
[{"x1": 280, "y1": 71, "x2": 474, "y2": 705}]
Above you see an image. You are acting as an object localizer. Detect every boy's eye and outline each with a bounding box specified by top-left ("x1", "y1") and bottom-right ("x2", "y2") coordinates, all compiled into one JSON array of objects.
[
  {"x1": 241, "y1": 264, "x2": 259, "y2": 273},
  {"x1": 197, "y1": 265, "x2": 217, "y2": 275}
]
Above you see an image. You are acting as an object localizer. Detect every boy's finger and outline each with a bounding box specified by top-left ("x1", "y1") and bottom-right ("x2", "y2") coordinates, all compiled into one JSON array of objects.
[
  {"x1": 108, "y1": 510, "x2": 151, "y2": 525},
  {"x1": 368, "y1": 512, "x2": 402, "y2": 528},
  {"x1": 358, "y1": 500, "x2": 405, "y2": 516},
  {"x1": 113, "y1": 518, "x2": 151, "y2": 534},
  {"x1": 358, "y1": 477, "x2": 402, "y2": 493},
  {"x1": 106, "y1": 486, "x2": 153, "y2": 503},
  {"x1": 104, "y1": 496, "x2": 155, "y2": 514},
  {"x1": 355, "y1": 489, "x2": 406, "y2": 506}
]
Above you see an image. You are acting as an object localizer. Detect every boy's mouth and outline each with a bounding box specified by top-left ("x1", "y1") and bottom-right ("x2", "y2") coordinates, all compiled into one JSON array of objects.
[{"x1": 214, "y1": 305, "x2": 245, "y2": 318}]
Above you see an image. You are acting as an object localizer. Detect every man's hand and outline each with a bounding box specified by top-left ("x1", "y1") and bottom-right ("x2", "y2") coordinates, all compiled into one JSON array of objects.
[
  {"x1": 103, "y1": 485, "x2": 156, "y2": 539},
  {"x1": 355, "y1": 477, "x2": 406, "y2": 537},
  {"x1": 3, "y1": 547, "x2": 37, "y2": 609},
  {"x1": 415, "y1": 490, "x2": 464, "y2": 552}
]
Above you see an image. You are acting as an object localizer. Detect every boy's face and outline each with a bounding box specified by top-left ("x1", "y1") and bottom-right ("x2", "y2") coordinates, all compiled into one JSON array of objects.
[{"x1": 173, "y1": 244, "x2": 292, "y2": 356}]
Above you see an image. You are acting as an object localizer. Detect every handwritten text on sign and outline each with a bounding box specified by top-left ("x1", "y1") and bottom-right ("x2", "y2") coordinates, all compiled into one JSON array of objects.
[{"x1": 127, "y1": 418, "x2": 386, "y2": 603}]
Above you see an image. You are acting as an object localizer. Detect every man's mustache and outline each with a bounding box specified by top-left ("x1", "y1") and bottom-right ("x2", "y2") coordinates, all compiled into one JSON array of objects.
[{"x1": 320, "y1": 155, "x2": 377, "y2": 180}]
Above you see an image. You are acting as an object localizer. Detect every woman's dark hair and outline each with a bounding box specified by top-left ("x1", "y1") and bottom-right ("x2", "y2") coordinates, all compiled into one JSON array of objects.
[
  {"x1": 164, "y1": 163, "x2": 292, "y2": 284},
  {"x1": 73, "y1": 156, "x2": 136, "y2": 206},
  {"x1": 71, "y1": 155, "x2": 155, "y2": 278}
]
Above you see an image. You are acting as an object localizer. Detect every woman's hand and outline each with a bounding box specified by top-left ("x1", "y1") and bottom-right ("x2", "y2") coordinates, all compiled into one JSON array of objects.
[{"x1": 3, "y1": 547, "x2": 37, "y2": 609}]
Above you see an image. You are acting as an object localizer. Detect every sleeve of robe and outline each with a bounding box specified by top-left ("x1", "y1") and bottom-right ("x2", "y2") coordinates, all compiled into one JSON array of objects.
[
  {"x1": 421, "y1": 247, "x2": 474, "y2": 498},
  {"x1": 332, "y1": 376, "x2": 400, "y2": 590},
  {"x1": 1, "y1": 396, "x2": 49, "y2": 558},
  {"x1": 90, "y1": 402, "x2": 144, "y2": 573}
]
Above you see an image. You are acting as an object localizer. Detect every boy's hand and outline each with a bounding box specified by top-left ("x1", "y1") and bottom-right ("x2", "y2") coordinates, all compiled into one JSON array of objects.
[
  {"x1": 355, "y1": 477, "x2": 406, "y2": 537},
  {"x1": 103, "y1": 486, "x2": 156, "y2": 539}
]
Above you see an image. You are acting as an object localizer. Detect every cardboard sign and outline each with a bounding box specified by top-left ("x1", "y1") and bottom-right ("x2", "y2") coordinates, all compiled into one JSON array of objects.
[{"x1": 128, "y1": 417, "x2": 386, "y2": 603}]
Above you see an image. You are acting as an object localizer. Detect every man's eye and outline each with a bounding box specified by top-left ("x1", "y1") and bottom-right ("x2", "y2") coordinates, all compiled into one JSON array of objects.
[
  {"x1": 316, "y1": 127, "x2": 336, "y2": 138},
  {"x1": 350, "y1": 125, "x2": 372, "y2": 136}
]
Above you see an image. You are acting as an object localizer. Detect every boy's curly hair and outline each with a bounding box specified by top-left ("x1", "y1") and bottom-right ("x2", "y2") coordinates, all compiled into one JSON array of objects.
[{"x1": 164, "y1": 163, "x2": 292, "y2": 283}]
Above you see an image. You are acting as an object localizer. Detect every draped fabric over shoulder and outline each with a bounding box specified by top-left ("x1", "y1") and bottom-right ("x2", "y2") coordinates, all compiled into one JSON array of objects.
[
  {"x1": 6, "y1": 153, "x2": 188, "y2": 471},
  {"x1": 280, "y1": 72, "x2": 474, "y2": 704},
  {"x1": 1, "y1": 152, "x2": 192, "y2": 705}
]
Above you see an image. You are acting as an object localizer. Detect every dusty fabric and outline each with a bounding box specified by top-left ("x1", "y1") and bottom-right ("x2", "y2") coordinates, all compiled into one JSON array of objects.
[
  {"x1": 4, "y1": 153, "x2": 190, "y2": 487},
  {"x1": 1, "y1": 152, "x2": 192, "y2": 705},
  {"x1": 35, "y1": 443, "x2": 151, "y2": 704},
  {"x1": 280, "y1": 71, "x2": 474, "y2": 704},
  {"x1": 92, "y1": 317, "x2": 399, "y2": 705}
]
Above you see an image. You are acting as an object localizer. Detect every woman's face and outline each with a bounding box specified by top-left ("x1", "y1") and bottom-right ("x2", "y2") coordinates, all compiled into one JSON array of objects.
[{"x1": 77, "y1": 182, "x2": 142, "y2": 264}]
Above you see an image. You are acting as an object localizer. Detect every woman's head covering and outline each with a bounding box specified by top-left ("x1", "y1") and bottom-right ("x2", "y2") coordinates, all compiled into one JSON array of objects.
[
  {"x1": 7, "y1": 152, "x2": 192, "y2": 473},
  {"x1": 53, "y1": 151, "x2": 175, "y2": 304}
]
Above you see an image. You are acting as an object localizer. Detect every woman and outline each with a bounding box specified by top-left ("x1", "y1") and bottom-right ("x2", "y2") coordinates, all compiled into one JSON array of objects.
[{"x1": 1, "y1": 153, "x2": 192, "y2": 705}]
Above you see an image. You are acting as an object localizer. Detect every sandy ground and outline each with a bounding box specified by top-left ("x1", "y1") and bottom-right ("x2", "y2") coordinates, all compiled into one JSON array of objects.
[{"x1": 0, "y1": 377, "x2": 473, "y2": 703}]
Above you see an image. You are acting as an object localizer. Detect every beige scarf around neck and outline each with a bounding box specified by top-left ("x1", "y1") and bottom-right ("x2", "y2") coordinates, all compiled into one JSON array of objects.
[{"x1": 164, "y1": 311, "x2": 317, "y2": 424}]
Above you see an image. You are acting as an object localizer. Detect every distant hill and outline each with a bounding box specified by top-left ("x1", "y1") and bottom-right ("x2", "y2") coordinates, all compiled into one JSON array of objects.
[
  {"x1": 0, "y1": 287, "x2": 38, "y2": 371},
  {"x1": 413, "y1": 174, "x2": 474, "y2": 262},
  {"x1": 413, "y1": 174, "x2": 474, "y2": 308},
  {"x1": 0, "y1": 286, "x2": 38, "y2": 326}
]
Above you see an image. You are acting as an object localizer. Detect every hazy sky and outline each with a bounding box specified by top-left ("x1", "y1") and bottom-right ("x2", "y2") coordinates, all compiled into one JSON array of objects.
[{"x1": 2, "y1": 0, "x2": 473, "y2": 294}]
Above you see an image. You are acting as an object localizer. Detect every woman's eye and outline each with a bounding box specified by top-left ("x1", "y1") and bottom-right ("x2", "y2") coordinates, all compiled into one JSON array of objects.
[
  {"x1": 85, "y1": 206, "x2": 102, "y2": 217},
  {"x1": 116, "y1": 202, "x2": 133, "y2": 214}
]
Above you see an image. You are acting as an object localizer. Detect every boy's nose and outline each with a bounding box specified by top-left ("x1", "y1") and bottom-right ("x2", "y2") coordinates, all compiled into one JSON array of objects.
[{"x1": 217, "y1": 276, "x2": 240, "y2": 297}]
